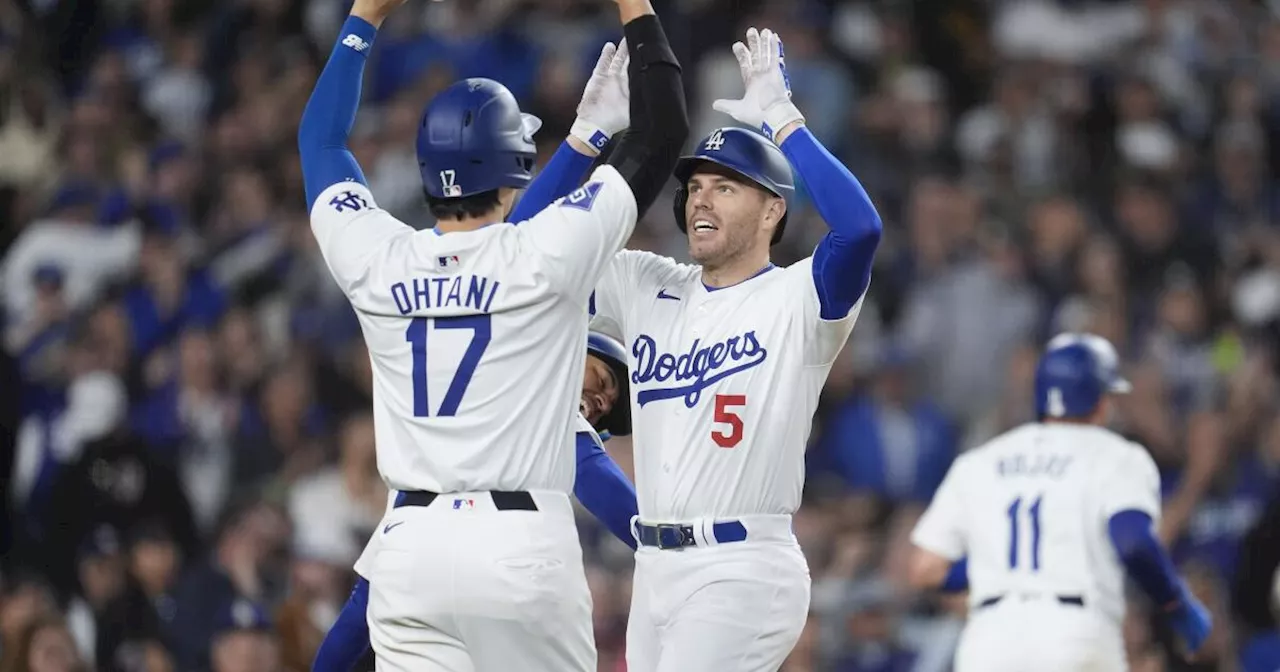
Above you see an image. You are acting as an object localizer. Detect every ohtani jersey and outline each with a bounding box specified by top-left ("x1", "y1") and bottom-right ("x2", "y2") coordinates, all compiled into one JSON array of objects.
[
  {"x1": 590, "y1": 252, "x2": 863, "y2": 521},
  {"x1": 911, "y1": 423, "x2": 1162, "y2": 624},
  {"x1": 309, "y1": 166, "x2": 636, "y2": 495}
]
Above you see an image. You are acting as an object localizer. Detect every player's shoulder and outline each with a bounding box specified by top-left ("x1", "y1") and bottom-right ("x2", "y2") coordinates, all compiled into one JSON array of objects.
[
  {"x1": 310, "y1": 181, "x2": 381, "y2": 219},
  {"x1": 607, "y1": 248, "x2": 699, "y2": 289},
  {"x1": 524, "y1": 164, "x2": 636, "y2": 224}
]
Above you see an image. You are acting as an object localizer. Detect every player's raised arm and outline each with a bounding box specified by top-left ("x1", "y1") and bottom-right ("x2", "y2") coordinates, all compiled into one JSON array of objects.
[
  {"x1": 297, "y1": 0, "x2": 403, "y2": 208},
  {"x1": 602, "y1": 0, "x2": 689, "y2": 219},
  {"x1": 510, "y1": 40, "x2": 631, "y2": 223},
  {"x1": 298, "y1": 0, "x2": 414, "y2": 295},
  {"x1": 713, "y1": 28, "x2": 882, "y2": 321}
]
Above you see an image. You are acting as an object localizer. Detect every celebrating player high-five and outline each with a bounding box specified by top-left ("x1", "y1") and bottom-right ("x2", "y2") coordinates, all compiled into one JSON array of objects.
[
  {"x1": 296, "y1": 0, "x2": 687, "y2": 668},
  {"x1": 589, "y1": 27, "x2": 883, "y2": 672}
]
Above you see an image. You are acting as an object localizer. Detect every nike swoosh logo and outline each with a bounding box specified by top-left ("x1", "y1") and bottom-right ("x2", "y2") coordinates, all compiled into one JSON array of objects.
[
  {"x1": 383, "y1": 521, "x2": 404, "y2": 534},
  {"x1": 657, "y1": 289, "x2": 680, "y2": 301}
]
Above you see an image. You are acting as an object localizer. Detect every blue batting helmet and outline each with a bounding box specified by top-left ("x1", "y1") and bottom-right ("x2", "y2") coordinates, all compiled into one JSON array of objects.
[
  {"x1": 586, "y1": 333, "x2": 630, "y2": 437},
  {"x1": 416, "y1": 78, "x2": 541, "y2": 199},
  {"x1": 1034, "y1": 333, "x2": 1132, "y2": 420},
  {"x1": 673, "y1": 127, "x2": 795, "y2": 244}
]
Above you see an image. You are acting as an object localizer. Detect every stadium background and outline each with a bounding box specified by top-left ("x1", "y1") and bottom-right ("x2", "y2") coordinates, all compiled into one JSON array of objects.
[{"x1": 2, "y1": 0, "x2": 1280, "y2": 670}]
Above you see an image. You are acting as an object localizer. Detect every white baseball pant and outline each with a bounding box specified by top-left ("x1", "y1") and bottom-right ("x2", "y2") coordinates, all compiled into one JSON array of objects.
[
  {"x1": 955, "y1": 594, "x2": 1127, "y2": 672},
  {"x1": 625, "y1": 514, "x2": 810, "y2": 671},
  {"x1": 366, "y1": 490, "x2": 595, "y2": 672}
]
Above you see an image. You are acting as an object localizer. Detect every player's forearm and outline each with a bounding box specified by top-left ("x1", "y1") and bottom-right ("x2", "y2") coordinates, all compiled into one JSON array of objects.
[
  {"x1": 781, "y1": 128, "x2": 882, "y2": 319},
  {"x1": 297, "y1": 15, "x2": 374, "y2": 207},
  {"x1": 509, "y1": 141, "x2": 597, "y2": 224},
  {"x1": 312, "y1": 577, "x2": 372, "y2": 672},
  {"x1": 605, "y1": 13, "x2": 689, "y2": 218},
  {"x1": 574, "y1": 443, "x2": 640, "y2": 549},
  {"x1": 1108, "y1": 510, "x2": 1185, "y2": 608}
]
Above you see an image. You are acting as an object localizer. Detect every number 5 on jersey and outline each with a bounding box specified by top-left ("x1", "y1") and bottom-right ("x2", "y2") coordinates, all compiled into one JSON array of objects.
[
  {"x1": 405, "y1": 315, "x2": 491, "y2": 417},
  {"x1": 712, "y1": 394, "x2": 746, "y2": 448}
]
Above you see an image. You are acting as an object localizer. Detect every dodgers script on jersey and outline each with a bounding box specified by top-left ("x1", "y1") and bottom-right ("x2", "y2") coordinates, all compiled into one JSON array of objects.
[
  {"x1": 309, "y1": 166, "x2": 636, "y2": 495},
  {"x1": 912, "y1": 423, "x2": 1162, "y2": 625},
  {"x1": 590, "y1": 252, "x2": 863, "y2": 520}
]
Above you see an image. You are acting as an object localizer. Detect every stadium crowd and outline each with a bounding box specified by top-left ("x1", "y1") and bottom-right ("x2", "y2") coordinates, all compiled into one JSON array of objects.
[{"x1": 2, "y1": 0, "x2": 1280, "y2": 670}]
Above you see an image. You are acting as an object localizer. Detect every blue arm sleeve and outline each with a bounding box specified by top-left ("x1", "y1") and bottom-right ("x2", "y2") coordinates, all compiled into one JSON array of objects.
[
  {"x1": 941, "y1": 557, "x2": 968, "y2": 593},
  {"x1": 298, "y1": 16, "x2": 377, "y2": 208},
  {"x1": 509, "y1": 141, "x2": 596, "y2": 223},
  {"x1": 779, "y1": 127, "x2": 883, "y2": 320},
  {"x1": 312, "y1": 577, "x2": 371, "y2": 672},
  {"x1": 1108, "y1": 509, "x2": 1185, "y2": 608},
  {"x1": 573, "y1": 432, "x2": 639, "y2": 549}
]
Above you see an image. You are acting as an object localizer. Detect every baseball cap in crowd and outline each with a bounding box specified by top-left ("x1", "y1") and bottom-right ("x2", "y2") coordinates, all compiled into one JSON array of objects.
[
  {"x1": 78, "y1": 524, "x2": 123, "y2": 560},
  {"x1": 215, "y1": 598, "x2": 274, "y2": 635}
]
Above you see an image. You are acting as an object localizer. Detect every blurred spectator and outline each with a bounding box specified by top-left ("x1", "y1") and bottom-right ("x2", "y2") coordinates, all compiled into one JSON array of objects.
[
  {"x1": 209, "y1": 599, "x2": 281, "y2": 672},
  {"x1": 0, "y1": 615, "x2": 86, "y2": 672},
  {"x1": 287, "y1": 412, "x2": 384, "y2": 571},
  {"x1": 39, "y1": 371, "x2": 198, "y2": 599}
]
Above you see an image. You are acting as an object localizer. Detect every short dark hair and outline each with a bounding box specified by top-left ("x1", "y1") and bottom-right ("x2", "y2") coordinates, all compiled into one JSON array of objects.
[{"x1": 425, "y1": 189, "x2": 503, "y2": 221}]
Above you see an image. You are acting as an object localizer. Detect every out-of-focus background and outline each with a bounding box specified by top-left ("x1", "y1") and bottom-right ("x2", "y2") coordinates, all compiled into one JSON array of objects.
[{"x1": 1, "y1": 0, "x2": 1280, "y2": 670}]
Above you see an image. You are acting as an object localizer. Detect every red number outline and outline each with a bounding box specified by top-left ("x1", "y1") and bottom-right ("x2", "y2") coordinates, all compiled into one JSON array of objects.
[{"x1": 712, "y1": 394, "x2": 746, "y2": 448}]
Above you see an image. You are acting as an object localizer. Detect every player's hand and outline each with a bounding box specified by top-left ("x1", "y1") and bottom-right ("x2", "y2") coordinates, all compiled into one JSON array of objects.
[
  {"x1": 1166, "y1": 592, "x2": 1213, "y2": 659},
  {"x1": 570, "y1": 40, "x2": 630, "y2": 156},
  {"x1": 711, "y1": 27, "x2": 805, "y2": 144}
]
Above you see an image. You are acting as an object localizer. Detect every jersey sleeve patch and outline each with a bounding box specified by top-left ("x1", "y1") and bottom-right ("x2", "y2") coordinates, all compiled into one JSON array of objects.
[
  {"x1": 560, "y1": 181, "x2": 604, "y2": 213},
  {"x1": 327, "y1": 188, "x2": 371, "y2": 214}
]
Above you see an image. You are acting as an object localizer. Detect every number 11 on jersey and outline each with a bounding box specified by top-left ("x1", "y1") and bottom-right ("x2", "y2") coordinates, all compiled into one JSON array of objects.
[{"x1": 1007, "y1": 494, "x2": 1043, "y2": 571}]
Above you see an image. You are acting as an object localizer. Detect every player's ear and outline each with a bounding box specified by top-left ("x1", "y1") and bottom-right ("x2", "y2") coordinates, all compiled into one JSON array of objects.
[{"x1": 761, "y1": 196, "x2": 785, "y2": 233}]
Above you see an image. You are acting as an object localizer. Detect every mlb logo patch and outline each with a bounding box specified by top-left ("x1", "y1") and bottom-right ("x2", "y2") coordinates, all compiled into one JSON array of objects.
[
  {"x1": 438, "y1": 255, "x2": 460, "y2": 268},
  {"x1": 560, "y1": 181, "x2": 603, "y2": 213},
  {"x1": 452, "y1": 498, "x2": 475, "y2": 510}
]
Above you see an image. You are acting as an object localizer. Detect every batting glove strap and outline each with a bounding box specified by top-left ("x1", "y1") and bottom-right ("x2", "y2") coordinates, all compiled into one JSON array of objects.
[
  {"x1": 570, "y1": 118, "x2": 613, "y2": 156},
  {"x1": 761, "y1": 101, "x2": 804, "y2": 142}
]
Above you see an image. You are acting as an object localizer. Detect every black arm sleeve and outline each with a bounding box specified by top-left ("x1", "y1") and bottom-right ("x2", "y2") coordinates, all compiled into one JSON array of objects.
[{"x1": 606, "y1": 13, "x2": 689, "y2": 219}]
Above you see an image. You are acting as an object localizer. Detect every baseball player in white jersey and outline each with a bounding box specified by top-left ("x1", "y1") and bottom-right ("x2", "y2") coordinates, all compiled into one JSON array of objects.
[
  {"x1": 297, "y1": 0, "x2": 688, "y2": 668},
  {"x1": 908, "y1": 333, "x2": 1213, "y2": 671},
  {"x1": 584, "y1": 28, "x2": 885, "y2": 671}
]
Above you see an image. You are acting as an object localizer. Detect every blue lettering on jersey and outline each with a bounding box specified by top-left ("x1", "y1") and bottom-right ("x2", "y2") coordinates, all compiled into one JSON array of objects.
[
  {"x1": 390, "y1": 275, "x2": 501, "y2": 314},
  {"x1": 329, "y1": 190, "x2": 368, "y2": 213},
  {"x1": 998, "y1": 453, "x2": 1073, "y2": 479},
  {"x1": 560, "y1": 181, "x2": 603, "y2": 212},
  {"x1": 631, "y1": 332, "x2": 767, "y2": 408}
]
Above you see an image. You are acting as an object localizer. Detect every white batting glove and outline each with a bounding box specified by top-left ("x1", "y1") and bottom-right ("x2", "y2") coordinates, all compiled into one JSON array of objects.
[
  {"x1": 712, "y1": 28, "x2": 805, "y2": 143},
  {"x1": 570, "y1": 40, "x2": 630, "y2": 155}
]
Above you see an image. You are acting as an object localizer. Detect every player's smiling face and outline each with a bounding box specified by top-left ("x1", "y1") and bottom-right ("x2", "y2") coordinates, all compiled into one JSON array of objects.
[
  {"x1": 581, "y1": 354, "x2": 620, "y2": 426},
  {"x1": 684, "y1": 164, "x2": 783, "y2": 268}
]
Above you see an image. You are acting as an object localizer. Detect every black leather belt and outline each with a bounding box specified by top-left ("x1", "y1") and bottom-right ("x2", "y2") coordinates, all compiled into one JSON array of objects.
[
  {"x1": 978, "y1": 594, "x2": 1084, "y2": 609},
  {"x1": 394, "y1": 490, "x2": 538, "y2": 511}
]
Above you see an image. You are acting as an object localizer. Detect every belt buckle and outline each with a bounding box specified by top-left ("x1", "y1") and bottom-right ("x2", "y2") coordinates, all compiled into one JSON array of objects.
[{"x1": 655, "y1": 523, "x2": 692, "y2": 550}]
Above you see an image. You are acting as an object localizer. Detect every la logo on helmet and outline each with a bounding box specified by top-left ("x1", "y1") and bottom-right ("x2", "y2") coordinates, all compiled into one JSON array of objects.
[{"x1": 704, "y1": 131, "x2": 726, "y2": 151}]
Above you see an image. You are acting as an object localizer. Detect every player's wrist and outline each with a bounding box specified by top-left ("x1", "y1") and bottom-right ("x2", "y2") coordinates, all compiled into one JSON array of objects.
[
  {"x1": 339, "y1": 13, "x2": 380, "y2": 45},
  {"x1": 761, "y1": 101, "x2": 803, "y2": 143},
  {"x1": 349, "y1": 2, "x2": 390, "y2": 29},
  {"x1": 569, "y1": 118, "x2": 612, "y2": 156}
]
